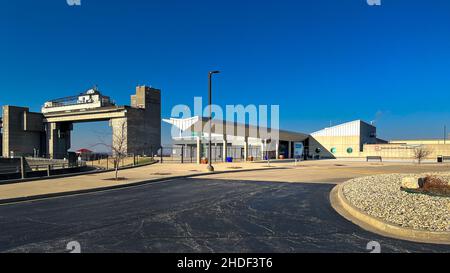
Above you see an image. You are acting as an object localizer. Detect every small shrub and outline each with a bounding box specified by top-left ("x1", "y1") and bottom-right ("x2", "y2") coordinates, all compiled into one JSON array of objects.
[
  {"x1": 413, "y1": 147, "x2": 432, "y2": 164},
  {"x1": 421, "y1": 175, "x2": 450, "y2": 196}
]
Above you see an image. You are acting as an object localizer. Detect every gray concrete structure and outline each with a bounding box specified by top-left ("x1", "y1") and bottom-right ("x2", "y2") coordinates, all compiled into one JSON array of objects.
[
  {"x1": 1, "y1": 85, "x2": 161, "y2": 159},
  {"x1": 1, "y1": 106, "x2": 45, "y2": 158}
]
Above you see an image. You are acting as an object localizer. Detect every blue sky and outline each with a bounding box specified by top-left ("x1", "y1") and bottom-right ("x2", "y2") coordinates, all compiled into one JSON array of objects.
[{"x1": 1, "y1": 0, "x2": 450, "y2": 151}]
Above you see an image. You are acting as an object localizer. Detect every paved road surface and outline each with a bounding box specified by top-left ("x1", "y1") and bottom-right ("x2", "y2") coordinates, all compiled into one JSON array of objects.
[{"x1": 0, "y1": 178, "x2": 448, "y2": 253}]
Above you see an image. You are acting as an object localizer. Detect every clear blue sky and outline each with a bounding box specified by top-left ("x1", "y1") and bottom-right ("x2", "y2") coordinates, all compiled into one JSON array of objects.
[{"x1": 1, "y1": 0, "x2": 450, "y2": 151}]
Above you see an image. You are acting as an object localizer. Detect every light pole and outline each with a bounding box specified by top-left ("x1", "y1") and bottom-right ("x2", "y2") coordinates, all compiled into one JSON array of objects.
[
  {"x1": 207, "y1": 70, "x2": 220, "y2": 172},
  {"x1": 444, "y1": 125, "x2": 447, "y2": 144}
]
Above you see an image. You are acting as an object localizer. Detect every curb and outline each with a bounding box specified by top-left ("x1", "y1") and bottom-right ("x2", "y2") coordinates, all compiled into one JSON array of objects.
[
  {"x1": 0, "y1": 167, "x2": 98, "y2": 185},
  {"x1": 330, "y1": 183, "x2": 450, "y2": 245},
  {"x1": 0, "y1": 167, "x2": 287, "y2": 205},
  {"x1": 0, "y1": 161, "x2": 159, "y2": 185}
]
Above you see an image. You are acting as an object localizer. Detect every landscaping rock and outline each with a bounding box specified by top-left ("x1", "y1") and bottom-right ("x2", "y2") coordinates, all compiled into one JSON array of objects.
[
  {"x1": 401, "y1": 177, "x2": 424, "y2": 189},
  {"x1": 342, "y1": 172, "x2": 450, "y2": 232}
]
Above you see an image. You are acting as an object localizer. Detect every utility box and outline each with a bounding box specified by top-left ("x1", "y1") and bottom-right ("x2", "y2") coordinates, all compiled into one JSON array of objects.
[{"x1": 68, "y1": 152, "x2": 77, "y2": 167}]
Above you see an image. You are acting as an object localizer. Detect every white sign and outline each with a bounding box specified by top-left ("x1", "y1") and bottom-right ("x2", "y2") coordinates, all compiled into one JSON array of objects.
[{"x1": 294, "y1": 142, "x2": 304, "y2": 159}]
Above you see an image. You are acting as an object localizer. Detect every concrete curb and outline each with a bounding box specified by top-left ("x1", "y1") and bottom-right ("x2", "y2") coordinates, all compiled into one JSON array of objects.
[
  {"x1": 0, "y1": 167, "x2": 98, "y2": 185},
  {"x1": 0, "y1": 160, "x2": 159, "y2": 185},
  {"x1": 330, "y1": 183, "x2": 450, "y2": 245},
  {"x1": 0, "y1": 167, "x2": 287, "y2": 205}
]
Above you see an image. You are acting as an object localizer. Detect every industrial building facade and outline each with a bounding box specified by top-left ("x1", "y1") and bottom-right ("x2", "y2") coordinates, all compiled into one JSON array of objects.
[
  {"x1": 163, "y1": 116, "x2": 310, "y2": 163},
  {"x1": 162, "y1": 118, "x2": 384, "y2": 163},
  {"x1": 164, "y1": 118, "x2": 450, "y2": 162},
  {"x1": 309, "y1": 120, "x2": 386, "y2": 158}
]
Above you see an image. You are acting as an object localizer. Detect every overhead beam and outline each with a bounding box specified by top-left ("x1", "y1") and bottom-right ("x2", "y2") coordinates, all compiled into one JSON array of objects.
[{"x1": 44, "y1": 108, "x2": 128, "y2": 123}]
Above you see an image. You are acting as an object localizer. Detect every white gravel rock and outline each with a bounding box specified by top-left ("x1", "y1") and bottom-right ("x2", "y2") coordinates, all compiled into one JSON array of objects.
[
  {"x1": 401, "y1": 177, "x2": 422, "y2": 189},
  {"x1": 342, "y1": 172, "x2": 450, "y2": 232}
]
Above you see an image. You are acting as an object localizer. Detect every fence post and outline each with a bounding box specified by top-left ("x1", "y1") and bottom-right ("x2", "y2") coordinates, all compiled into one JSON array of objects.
[
  {"x1": 160, "y1": 147, "x2": 163, "y2": 163},
  {"x1": 20, "y1": 157, "x2": 26, "y2": 179},
  {"x1": 106, "y1": 156, "x2": 109, "y2": 170},
  {"x1": 47, "y1": 164, "x2": 51, "y2": 177},
  {"x1": 181, "y1": 146, "x2": 184, "y2": 164}
]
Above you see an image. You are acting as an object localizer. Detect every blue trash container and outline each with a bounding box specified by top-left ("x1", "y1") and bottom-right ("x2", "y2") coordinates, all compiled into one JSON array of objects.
[{"x1": 226, "y1": 157, "x2": 233, "y2": 162}]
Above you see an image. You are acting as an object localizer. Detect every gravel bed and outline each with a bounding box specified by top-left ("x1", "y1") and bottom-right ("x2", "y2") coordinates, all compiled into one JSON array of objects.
[{"x1": 342, "y1": 172, "x2": 450, "y2": 232}]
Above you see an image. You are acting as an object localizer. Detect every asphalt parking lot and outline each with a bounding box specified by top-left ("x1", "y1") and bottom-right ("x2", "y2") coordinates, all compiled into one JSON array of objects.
[{"x1": 0, "y1": 177, "x2": 448, "y2": 253}]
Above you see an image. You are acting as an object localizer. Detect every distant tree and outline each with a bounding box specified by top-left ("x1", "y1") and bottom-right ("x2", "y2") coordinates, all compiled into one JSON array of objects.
[
  {"x1": 110, "y1": 120, "x2": 128, "y2": 180},
  {"x1": 95, "y1": 120, "x2": 127, "y2": 180},
  {"x1": 413, "y1": 146, "x2": 432, "y2": 164}
]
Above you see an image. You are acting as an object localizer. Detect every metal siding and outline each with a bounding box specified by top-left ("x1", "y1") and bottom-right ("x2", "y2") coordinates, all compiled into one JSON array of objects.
[{"x1": 311, "y1": 120, "x2": 361, "y2": 137}]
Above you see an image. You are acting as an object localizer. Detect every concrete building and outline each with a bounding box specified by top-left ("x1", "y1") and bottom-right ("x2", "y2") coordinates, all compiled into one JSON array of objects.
[
  {"x1": 309, "y1": 120, "x2": 385, "y2": 158},
  {"x1": 162, "y1": 116, "x2": 450, "y2": 163},
  {"x1": 42, "y1": 88, "x2": 114, "y2": 113},
  {"x1": 163, "y1": 116, "x2": 309, "y2": 163},
  {"x1": 309, "y1": 120, "x2": 450, "y2": 161},
  {"x1": 1, "y1": 85, "x2": 161, "y2": 159},
  {"x1": 363, "y1": 140, "x2": 450, "y2": 160},
  {"x1": 1, "y1": 106, "x2": 46, "y2": 158},
  {"x1": 389, "y1": 139, "x2": 450, "y2": 145}
]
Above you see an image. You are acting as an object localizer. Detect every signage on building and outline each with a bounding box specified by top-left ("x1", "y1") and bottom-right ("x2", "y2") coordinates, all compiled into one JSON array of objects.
[{"x1": 294, "y1": 142, "x2": 304, "y2": 158}]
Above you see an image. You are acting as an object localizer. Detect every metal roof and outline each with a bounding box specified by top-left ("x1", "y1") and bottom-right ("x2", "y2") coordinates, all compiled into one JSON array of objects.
[
  {"x1": 311, "y1": 120, "x2": 375, "y2": 137},
  {"x1": 163, "y1": 116, "x2": 309, "y2": 142}
]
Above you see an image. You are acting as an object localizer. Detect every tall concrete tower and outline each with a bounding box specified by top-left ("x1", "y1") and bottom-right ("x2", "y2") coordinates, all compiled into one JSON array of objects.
[{"x1": 113, "y1": 85, "x2": 161, "y2": 156}]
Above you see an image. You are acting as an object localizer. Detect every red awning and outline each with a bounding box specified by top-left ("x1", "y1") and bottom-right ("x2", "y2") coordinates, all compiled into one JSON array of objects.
[{"x1": 76, "y1": 148, "x2": 93, "y2": 154}]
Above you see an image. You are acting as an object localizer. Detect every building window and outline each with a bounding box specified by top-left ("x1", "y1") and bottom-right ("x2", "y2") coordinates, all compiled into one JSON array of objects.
[
  {"x1": 347, "y1": 147, "x2": 353, "y2": 154},
  {"x1": 331, "y1": 147, "x2": 337, "y2": 154}
]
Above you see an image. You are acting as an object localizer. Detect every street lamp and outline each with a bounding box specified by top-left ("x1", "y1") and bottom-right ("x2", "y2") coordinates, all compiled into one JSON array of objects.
[{"x1": 207, "y1": 70, "x2": 220, "y2": 172}]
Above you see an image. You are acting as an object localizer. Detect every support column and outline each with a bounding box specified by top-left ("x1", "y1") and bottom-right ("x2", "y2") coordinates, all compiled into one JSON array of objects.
[
  {"x1": 196, "y1": 136, "x2": 201, "y2": 164},
  {"x1": 46, "y1": 122, "x2": 56, "y2": 159},
  {"x1": 110, "y1": 118, "x2": 128, "y2": 156},
  {"x1": 243, "y1": 137, "x2": 248, "y2": 161},
  {"x1": 47, "y1": 122, "x2": 72, "y2": 159},
  {"x1": 222, "y1": 136, "x2": 227, "y2": 162},
  {"x1": 275, "y1": 141, "x2": 279, "y2": 160},
  {"x1": 288, "y1": 141, "x2": 292, "y2": 159},
  {"x1": 261, "y1": 142, "x2": 265, "y2": 160}
]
